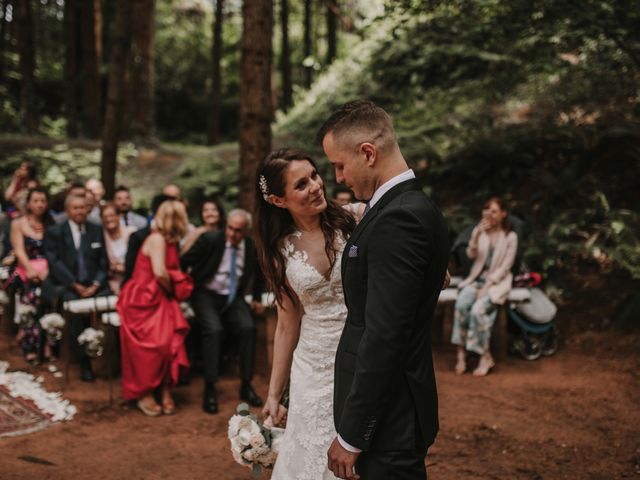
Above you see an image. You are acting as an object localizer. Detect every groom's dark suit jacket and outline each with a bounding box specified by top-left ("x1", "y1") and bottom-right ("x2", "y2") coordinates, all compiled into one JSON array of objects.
[{"x1": 335, "y1": 179, "x2": 449, "y2": 452}]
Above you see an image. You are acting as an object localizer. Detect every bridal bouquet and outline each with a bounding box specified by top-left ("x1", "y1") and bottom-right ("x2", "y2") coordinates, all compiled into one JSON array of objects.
[
  {"x1": 77, "y1": 327, "x2": 104, "y2": 358},
  {"x1": 228, "y1": 403, "x2": 284, "y2": 476},
  {"x1": 39, "y1": 313, "x2": 65, "y2": 341}
]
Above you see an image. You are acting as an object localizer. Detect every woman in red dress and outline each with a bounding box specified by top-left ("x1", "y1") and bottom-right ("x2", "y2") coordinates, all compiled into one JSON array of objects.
[{"x1": 118, "y1": 200, "x2": 192, "y2": 416}]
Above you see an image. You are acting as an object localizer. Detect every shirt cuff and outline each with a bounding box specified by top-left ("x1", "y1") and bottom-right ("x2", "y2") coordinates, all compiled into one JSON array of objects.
[{"x1": 338, "y1": 434, "x2": 362, "y2": 453}]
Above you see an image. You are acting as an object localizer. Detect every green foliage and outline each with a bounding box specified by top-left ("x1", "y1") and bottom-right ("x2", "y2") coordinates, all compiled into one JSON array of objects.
[{"x1": 277, "y1": 0, "x2": 640, "y2": 279}]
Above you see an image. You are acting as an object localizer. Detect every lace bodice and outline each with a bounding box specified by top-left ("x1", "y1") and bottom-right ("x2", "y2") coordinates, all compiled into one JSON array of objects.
[{"x1": 271, "y1": 232, "x2": 347, "y2": 480}]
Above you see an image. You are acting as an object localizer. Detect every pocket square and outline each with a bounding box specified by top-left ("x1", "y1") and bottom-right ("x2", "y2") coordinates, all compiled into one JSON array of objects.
[
  {"x1": 348, "y1": 245, "x2": 359, "y2": 258},
  {"x1": 91, "y1": 242, "x2": 102, "y2": 248}
]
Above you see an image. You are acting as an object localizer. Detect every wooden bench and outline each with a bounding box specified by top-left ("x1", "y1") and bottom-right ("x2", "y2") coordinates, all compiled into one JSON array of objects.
[{"x1": 435, "y1": 280, "x2": 531, "y2": 360}]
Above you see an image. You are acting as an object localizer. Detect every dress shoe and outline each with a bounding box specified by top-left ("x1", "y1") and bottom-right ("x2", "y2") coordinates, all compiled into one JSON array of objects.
[
  {"x1": 202, "y1": 382, "x2": 218, "y2": 414},
  {"x1": 240, "y1": 382, "x2": 263, "y2": 407},
  {"x1": 80, "y1": 359, "x2": 95, "y2": 382},
  {"x1": 137, "y1": 398, "x2": 162, "y2": 417}
]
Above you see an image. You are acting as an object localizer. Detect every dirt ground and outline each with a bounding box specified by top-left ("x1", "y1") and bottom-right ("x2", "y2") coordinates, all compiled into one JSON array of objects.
[{"x1": 1, "y1": 329, "x2": 639, "y2": 480}]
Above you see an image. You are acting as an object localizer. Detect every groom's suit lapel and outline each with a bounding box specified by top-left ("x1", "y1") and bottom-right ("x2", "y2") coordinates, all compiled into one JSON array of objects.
[{"x1": 341, "y1": 178, "x2": 422, "y2": 281}]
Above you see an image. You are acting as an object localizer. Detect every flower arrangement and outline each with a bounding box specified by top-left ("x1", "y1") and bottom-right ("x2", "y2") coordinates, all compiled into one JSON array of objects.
[
  {"x1": 39, "y1": 313, "x2": 65, "y2": 341},
  {"x1": 228, "y1": 403, "x2": 284, "y2": 477},
  {"x1": 77, "y1": 327, "x2": 105, "y2": 358}
]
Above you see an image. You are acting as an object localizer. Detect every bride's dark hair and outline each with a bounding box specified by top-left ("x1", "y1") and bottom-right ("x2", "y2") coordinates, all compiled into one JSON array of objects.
[{"x1": 255, "y1": 148, "x2": 356, "y2": 306}]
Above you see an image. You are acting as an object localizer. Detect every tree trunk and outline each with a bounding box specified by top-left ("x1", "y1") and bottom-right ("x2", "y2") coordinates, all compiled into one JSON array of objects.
[
  {"x1": 239, "y1": 0, "x2": 273, "y2": 214},
  {"x1": 101, "y1": 0, "x2": 133, "y2": 200},
  {"x1": 303, "y1": 0, "x2": 312, "y2": 88},
  {"x1": 81, "y1": 0, "x2": 102, "y2": 138},
  {"x1": 207, "y1": 0, "x2": 224, "y2": 145},
  {"x1": 325, "y1": 0, "x2": 337, "y2": 65},
  {"x1": 0, "y1": 0, "x2": 7, "y2": 83},
  {"x1": 130, "y1": 0, "x2": 155, "y2": 139},
  {"x1": 64, "y1": 0, "x2": 81, "y2": 137},
  {"x1": 16, "y1": 0, "x2": 37, "y2": 133},
  {"x1": 279, "y1": 0, "x2": 292, "y2": 111}
]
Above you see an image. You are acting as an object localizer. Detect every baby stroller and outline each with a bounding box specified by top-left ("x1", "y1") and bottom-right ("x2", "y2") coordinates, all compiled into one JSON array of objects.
[{"x1": 507, "y1": 272, "x2": 558, "y2": 360}]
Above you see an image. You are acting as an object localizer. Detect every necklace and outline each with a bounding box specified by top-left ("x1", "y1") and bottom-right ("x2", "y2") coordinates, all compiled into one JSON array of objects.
[{"x1": 27, "y1": 216, "x2": 44, "y2": 234}]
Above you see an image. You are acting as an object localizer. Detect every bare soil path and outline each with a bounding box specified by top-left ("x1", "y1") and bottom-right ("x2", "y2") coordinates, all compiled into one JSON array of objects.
[{"x1": 1, "y1": 331, "x2": 638, "y2": 480}]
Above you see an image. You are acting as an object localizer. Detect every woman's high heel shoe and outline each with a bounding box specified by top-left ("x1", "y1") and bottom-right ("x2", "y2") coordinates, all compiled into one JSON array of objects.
[
  {"x1": 137, "y1": 399, "x2": 162, "y2": 417},
  {"x1": 472, "y1": 355, "x2": 495, "y2": 377}
]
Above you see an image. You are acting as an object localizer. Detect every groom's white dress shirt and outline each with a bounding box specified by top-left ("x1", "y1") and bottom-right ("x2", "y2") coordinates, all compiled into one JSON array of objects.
[{"x1": 338, "y1": 168, "x2": 416, "y2": 454}]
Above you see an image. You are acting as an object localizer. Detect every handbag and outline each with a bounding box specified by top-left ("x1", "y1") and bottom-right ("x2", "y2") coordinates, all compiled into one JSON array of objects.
[
  {"x1": 168, "y1": 269, "x2": 194, "y2": 302},
  {"x1": 16, "y1": 258, "x2": 48, "y2": 282}
]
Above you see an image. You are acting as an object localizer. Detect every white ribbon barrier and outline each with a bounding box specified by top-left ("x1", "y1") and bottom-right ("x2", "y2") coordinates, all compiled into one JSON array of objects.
[
  {"x1": 438, "y1": 288, "x2": 531, "y2": 304},
  {"x1": 0, "y1": 266, "x2": 10, "y2": 281},
  {"x1": 63, "y1": 295, "x2": 119, "y2": 314},
  {"x1": 101, "y1": 311, "x2": 120, "y2": 327},
  {"x1": 244, "y1": 292, "x2": 276, "y2": 307}
]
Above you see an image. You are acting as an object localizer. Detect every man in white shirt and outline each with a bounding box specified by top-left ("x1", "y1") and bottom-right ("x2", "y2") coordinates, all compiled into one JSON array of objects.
[
  {"x1": 44, "y1": 194, "x2": 110, "y2": 382},
  {"x1": 114, "y1": 186, "x2": 148, "y2": 230},
  {"x1": 181, "y1": 209, "x2": 265, "y2": 414}
]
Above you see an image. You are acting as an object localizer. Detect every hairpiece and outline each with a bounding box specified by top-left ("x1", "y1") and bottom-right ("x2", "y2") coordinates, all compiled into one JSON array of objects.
[{"x1": 258, "y1": 175, "x2": 269, "y2": 202}]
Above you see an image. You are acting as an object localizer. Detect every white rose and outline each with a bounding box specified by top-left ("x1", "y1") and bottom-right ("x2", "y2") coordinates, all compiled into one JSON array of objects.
[{"x1": 249, "y1": 432, "x2": 265, "y2": 448}]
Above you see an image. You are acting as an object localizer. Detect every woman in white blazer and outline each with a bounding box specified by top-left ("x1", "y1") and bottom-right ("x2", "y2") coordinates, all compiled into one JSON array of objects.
[{"x1": 452, "y1": 197, "x2": 518, "y2": 376}]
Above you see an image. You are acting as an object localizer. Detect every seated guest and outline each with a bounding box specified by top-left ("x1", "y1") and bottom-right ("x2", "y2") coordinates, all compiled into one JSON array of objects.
[
  {"x1": 122, "y1": 193, "x2": 175, "y2": 286},
  {"x1": 4, "y1": 161, "x2": 38, "y2": 219},
  {"x1": 101, "y1": 202, "x2": 136, "y2": 294},
  {"x1": 85, "y1": 189, "x2": 101, "y2": 225},
  {"x1": 114, "y1": 185, "x2": 147, "y2": 230},
  {"x1": 9, "y1": 187, "x2": 54, "y2": 363},
  {"x1": 53, "y1": 183, "x2": 87, "y2": 224},
  {"x1": 163, "y1": 183, "x2": 182, "y2": 201},
  {"x1": 332, "y1": 184, "x2": 354, "y2": 206},
  {"x1": 181, "y1": 196, "x2": 226, "y2": 254},
  {"x1": 181, "y1": 208, "x2": 265, "y2": 414},
  {"x1": 44, "y1": 194, "x2": 110, "y2": 381},
  {"x1": 85, "y1": 178, "x2": 105, "y2": 225},
  {"x1": 117, "y1": 200, "x2": 191, "y2": 416},
  {"x1": 451, "y1": 196, "x2": 518, "y2": 376}
]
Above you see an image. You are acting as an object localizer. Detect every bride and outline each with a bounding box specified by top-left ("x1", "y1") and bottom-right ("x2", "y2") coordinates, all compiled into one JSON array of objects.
[{"x1": 255, "y1": 148, "x2": 362, "y2": 479}]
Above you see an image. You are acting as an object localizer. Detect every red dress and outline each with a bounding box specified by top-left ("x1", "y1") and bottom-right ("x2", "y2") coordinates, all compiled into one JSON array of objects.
[{"x1": 117, "y1": 240, "x2": 190, "y2": 400}]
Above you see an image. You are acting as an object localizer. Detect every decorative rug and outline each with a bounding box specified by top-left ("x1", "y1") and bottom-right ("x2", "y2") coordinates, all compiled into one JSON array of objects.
[
  {"x1": 0, "y1": 386, "x2": 50, "y2": 438},
  {"x1": 0, "y1": 361, "x2": 76, "y2": 438}
]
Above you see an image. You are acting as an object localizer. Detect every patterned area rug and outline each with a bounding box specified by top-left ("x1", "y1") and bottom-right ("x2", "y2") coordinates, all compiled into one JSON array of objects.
[{"x1": 0, "y1": 385, "x2": 50, "y2": 438}]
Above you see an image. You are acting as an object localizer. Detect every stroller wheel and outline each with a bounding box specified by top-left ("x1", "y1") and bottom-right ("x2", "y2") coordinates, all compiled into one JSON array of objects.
[
  {"x1": 510, "y1": 336, "x2": 542, "y2": 361},
  {"x1": 541, "y1": 326, "x2": 558, "y2": 356}
]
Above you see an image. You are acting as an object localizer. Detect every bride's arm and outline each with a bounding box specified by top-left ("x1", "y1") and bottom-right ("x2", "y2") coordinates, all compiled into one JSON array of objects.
[{"x1": 263, "y1": 290, "x2": 302, "y2": 424}]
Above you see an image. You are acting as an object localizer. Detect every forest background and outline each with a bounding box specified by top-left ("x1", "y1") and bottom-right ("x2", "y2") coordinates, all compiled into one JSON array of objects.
[{"x1": 1, "y1": 0, "x2": 639, "y2": 327}]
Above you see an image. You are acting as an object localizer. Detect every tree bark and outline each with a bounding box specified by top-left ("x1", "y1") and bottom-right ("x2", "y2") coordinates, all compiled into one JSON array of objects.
[
  {"x1": 64, "y1": 0, "x2": 81, "y2": 137},
  {"x1": 325, "y1": 0, "x2": 337, "y2": 65},
  {"x1": 81, "y1": 0, "x2": 102, "y2": 138},
  {"x1": 0, "y1": 0, "x2": 7, "y2": 83},
  {"x1": 207, "y1": 0, "x2": 224, "y2": 145},
  {"x1": 130, "y1": 0, "x2": 155, "y2": 139},
  {"x1": 239, "y1": 0, "x2": 273, "y2": 214},
  {"x1": 101, "y1": 0, "x2": 133, "y2": 199},
  {"x1": 303, "y1": 0, "x2": 312, "y2": 88},
  {"x1": 279, "y1": 0, "x2": 292, "y2": 111},
  {"x1": 16, "y1": 0, "x2": 37, "y2": 133}
]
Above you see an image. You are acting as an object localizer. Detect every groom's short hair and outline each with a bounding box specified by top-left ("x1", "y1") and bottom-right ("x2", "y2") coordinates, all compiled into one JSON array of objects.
[{"x1": 317, "y1": 100, "x2": 397, "y2": 153}]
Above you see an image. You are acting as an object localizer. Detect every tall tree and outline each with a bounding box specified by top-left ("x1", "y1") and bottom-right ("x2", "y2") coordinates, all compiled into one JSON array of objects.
[
  {"x1": 64, "y1": 0, "x2": 80, "y2": 137},
  {"x1": 0, "y1": 0, "x2": 8, "y2": 82},
  {"x1": 130, "y1": 0, "x2": 155, "y2": 138},
  {"x1": 325, "y1": 0, "x2": 337, "y2": 65},
  {"x1": 81, "y1": 0, "x2": 102, "y2": 138},
  {"x1": 101, "y1": 0, "x2": 133, "y2": 199},
  {"x1": 16, "y1": 0, "x2": 37, "y2": 133},
  {"x1": 303, "y1": 0, "x2": 312, "y2": 88},
  {"x1": 207, "y1": 0, "x2": 224, "y2": 145},
  {"x1": 239, "y1": 0, "x2": 273, "y2": 213},
  {"x1": 279, "y1": 0, "x2": 292, "y2": 111}
]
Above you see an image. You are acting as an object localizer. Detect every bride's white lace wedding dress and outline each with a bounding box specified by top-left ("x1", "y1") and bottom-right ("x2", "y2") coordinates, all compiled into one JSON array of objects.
[{"x1": 271, "y1": 231, "x2": 347, "y2": 480}]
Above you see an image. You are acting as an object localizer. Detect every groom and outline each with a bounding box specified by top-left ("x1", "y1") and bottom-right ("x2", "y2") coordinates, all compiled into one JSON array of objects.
[{"x1": 320, "y1": 100, "x2": 449, "y2": 479}]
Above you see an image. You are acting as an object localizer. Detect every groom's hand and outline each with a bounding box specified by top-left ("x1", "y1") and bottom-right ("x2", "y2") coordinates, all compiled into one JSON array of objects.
[{"x1": 328, "y1": 437, "x2": 360, "y2": 479}]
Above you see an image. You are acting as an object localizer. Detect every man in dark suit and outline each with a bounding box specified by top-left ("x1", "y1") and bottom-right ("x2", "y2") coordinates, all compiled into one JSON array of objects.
[
  {"x1": 181, "y1": 208, "x2": 265, "y2": 414},
  {"x1": 44, "y1": 194, "x2": 110, "y2": 382},
  {"x1": 320, "y1": 100, "x2": 449, "y2": 479}
]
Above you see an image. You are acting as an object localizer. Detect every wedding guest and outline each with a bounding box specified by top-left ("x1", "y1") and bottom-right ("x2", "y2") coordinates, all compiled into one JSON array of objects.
[
  {"x1": 181, "y1": 196, "x2": 226, "y2": 254},
  {"x1": 4, "y1": 161, "x2": 38, "y2": 219},
  {"x1": 53, "y1": 183, "x2": 87, "y2": 224},
  {"x1": 101, "y1": 202, "x2": 136, "y2": 294},
  {"x1": 85, "y1": 189, "x2": 101, "y2": 225},
  {"x1": 122, "y1": 193, "x2": 175, "y2": 286},
  {"x1": 163, "y1": 183, "x2": 182, "y2": 200},
  {"x1": 44, "y1": 194, "x2": 110, "y2": 382},
  {"x1": 180, "y1": 208, "x2": 265, "y2": 414},
  {"x1": 114, "y1": 185, "x2": 147, "y2": 230},
  {"x1": 85, "y1": 178, "x2": 105, "y2": 224},
  {"x1": 118, "y1": 200, "x2": 191, "y2": 416},
  {"x1": 9, "y1": 187, "x2": 54, "y2": 363},
  {"x1": 332, "y1": 185, "x2": 354, "y2": 206},
  {"x1": 452, "y1": 196, "x2": 518, "y2": 376}
]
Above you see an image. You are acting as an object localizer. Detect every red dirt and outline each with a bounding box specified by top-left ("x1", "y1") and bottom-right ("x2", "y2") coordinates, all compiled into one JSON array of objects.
[{"x1": 1, "y1": 329, "x2": 638, "y2": 480}]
